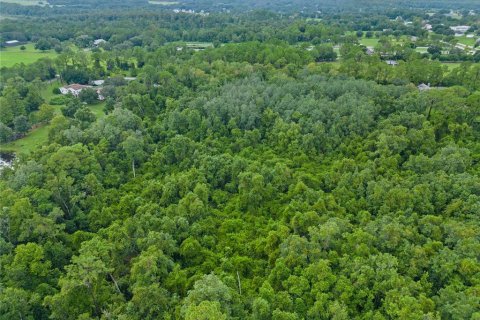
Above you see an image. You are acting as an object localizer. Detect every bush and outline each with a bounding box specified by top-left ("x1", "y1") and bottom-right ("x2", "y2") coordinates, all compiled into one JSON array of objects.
[
  {"x1": 50, "y1": 95, "x2": 71, "y2": 105},
  {"x1": 79, "y1": 88, "x2": 98, "y2": 104},
  {"x1": 0, "y1": 122, "x2": 14, "y2": 143},
  {"x1": 20, "y1": 45, "x2": 26, "y2": 51},
  {"x1": 52, "y1": 87, "x2": 61, "y2": 94}
]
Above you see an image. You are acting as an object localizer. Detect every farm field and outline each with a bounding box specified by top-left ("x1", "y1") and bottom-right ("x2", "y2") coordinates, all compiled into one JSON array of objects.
[{"x1": 0, "y1": 43, "x2": 58, "y2": 68}]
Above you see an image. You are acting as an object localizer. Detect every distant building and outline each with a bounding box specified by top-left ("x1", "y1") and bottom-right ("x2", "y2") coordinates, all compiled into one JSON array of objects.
[
  {"x1": 418, "y1": 83, "x2": 431, "y2": 91},
  {"x1": 60, "y1": 84, "x2": 92, "y2": 97},
  {"x1": 93, "y1": 39, "x2": 107, "y2": 46},
  {"x1": 386, "y1": 60, "x2": 399, "y2": 66},
  {"x1": 5, "y1": 40, "x2": 20, "y2": 45},
  {"x1": 91, "y1": 80, "x2": 105, "y2": 86},
  {"x1": 423, "y1": 24, "x2": 432, "y2": 31},
  {"x1": 124, "y1": 77, "x2": 137, "y2": 81},
  {"x1": 366, "y1": 47, "x2": 375, "y2": 55},
  {"x1": 450, "y1": 26, "x2": 470, "y2": 35},
  {"x1": 60, "y1": 84, "x2": 104, "y2": 100}
]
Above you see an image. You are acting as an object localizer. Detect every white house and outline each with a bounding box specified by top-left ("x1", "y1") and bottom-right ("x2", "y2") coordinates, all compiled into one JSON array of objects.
[
  {"x1": 450, "y1": 26, "x2": 470, "y2": 35},
  {"x1": 5, "y1": 40, "x2": 20, "y2": 45},
  {"x1": 60, "y1": 84, "x2": 104, "y2": 100},
  {"x1": 91, "y1": 80, "x2": 105, "y2": 86},
  {"x1": 386, "y1": 60, "x2": 399, "y2": 66},
  {"x1": 93, "y1": 39, "x2": 107, "y2": 46},
  {"x1": 60, "y1": 84, "x2": 92, "y2": 97},
  {"x1": 418, "y1": 83, "x2": 431, "y2": 91}
]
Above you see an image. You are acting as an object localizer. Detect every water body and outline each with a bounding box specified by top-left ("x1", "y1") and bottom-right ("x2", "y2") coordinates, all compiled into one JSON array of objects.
[{"x1": 0, "y1": 151, "x2": 15, "y2": 170}]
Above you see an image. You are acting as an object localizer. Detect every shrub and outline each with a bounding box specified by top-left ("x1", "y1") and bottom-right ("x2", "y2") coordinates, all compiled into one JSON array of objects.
[{"x1": 49, "y1": 95, "x2": 71, "y2": 105}]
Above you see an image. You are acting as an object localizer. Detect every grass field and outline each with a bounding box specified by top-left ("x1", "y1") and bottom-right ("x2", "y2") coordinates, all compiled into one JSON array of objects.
[
  {"x1": 0, "y1": 124, "x2": 51, "y2": 154},
  {"x1": 415, "y1": 47, "x2": 429, "y2": 53},
  {"x1": 442, "y1": 62, "x2": 462, "y2": 71},
  {"x1": 0, "y1": 43, "x2": 58, "y2": 68},
  {"x1": 333, "y1": 46, "x2": 341, "y2": 56},
  {"x1": 186, "y1": 42, "x2": 214, "y2": 49},
  {"x1": 456, "y1": 36, "x2": 477, "y2": 47},
  {"x1": 359, "y1": 38, "x2": 379, "y2": 47},
  {"x1": 0, "y1": 81, "x2": 106, "y2": 154}
]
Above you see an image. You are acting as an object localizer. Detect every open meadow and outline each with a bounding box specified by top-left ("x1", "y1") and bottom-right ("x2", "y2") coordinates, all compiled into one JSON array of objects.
[{"x1": 0, "y1": 43, "x2": 58, "y2": 68}]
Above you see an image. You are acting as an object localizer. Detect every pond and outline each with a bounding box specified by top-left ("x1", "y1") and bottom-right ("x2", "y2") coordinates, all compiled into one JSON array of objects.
[{"x1": 0, "y1": 151, "x2": 15, "y2": 170}]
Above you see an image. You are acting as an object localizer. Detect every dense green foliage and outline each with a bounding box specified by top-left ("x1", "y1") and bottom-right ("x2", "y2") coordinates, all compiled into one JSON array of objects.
[
  {"x1": 0, "y1": 2, "x2": 479, "y2": 319},
  {"x1": 2, "y1": 56, "x2": 480, "y2": 319}
]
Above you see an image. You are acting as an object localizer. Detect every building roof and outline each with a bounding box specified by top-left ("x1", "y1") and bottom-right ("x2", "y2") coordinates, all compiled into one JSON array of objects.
[
  {"x1": 92, "y1": 80, "x2": 105, "y2": 86},
  {"x1": 5, "y1": 40, "x2": 19, "y2": 44},
  {"x1": 418, "y1": 83, "x2": 431, "y2": 91},
  {"x1": 93, "y1": 39, "x2": 107, "y2": 45},
  {"x1": 63, "y1": 84, "x2": 91, "y2": 90},
  {"x1": 386, "y1": 60, "x2": 399, "y2": 65}
]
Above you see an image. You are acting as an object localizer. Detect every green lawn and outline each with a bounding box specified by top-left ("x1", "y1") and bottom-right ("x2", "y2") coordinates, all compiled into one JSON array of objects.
[
  {"x1": 0, "y1": 124, "x2": 51, "y2": 154},
  {"x1": 456, "y1": 36, "x2": 477, "y2": 47},
  {"x1": 333, "y1": 47, "x2": 341, "y2": 56},
  {"x1": 89, "y1": 102, "x2": 107, "y2": 119},
  {"x1": 0, "y1": 80, "x2": 106, "y2": 154},
  {"x1": 0, "y1": 43, "x2": 58, "y2": 68},
  {"x1": 415, "y1": 47, "x2": 429, "y2": 53},
  {"x1": 443, "y1": 62, "x2": 462, "y2": 71},
  {"x1": 186, "y1": 42, "x2": 214, "y2": 49},
  {"x1": 359, "y1": 38, "x2": 379, "y2": 47}
]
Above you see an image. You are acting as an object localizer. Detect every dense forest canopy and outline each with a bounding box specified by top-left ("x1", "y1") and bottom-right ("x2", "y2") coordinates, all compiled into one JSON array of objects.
[{"x1": 0, "y1": 1, "x2": 479, "y2": 320}]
